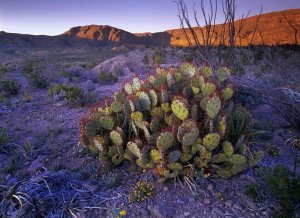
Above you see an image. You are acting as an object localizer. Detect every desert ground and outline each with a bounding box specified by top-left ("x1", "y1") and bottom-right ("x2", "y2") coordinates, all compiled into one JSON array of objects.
[{"x1": 0, "y1": 44, "x2": 299, "y2": 218}]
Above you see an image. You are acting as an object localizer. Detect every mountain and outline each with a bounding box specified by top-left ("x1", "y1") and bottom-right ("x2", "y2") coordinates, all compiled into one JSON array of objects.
[{"x1": 0, "y1": 9, "x2": 299, "y2": 49}]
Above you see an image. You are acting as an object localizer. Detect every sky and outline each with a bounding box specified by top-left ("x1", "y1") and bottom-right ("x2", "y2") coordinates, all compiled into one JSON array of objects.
[{"x1": 0, "y1": 0, "x2": 299, "y2": 35}]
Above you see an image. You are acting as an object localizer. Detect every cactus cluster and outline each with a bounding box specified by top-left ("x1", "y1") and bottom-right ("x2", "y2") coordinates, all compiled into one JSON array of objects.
[{"x1": 80, "y1": 63, "x2": 262, "y2": 181}]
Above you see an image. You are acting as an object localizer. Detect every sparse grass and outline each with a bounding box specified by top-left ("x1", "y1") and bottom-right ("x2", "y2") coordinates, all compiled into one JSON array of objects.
[
  {"x1": 152, "y1": 48, "x2": 164, "y2": 65},
  {"x1": 31, "y1": 71, "x2": 49, "y2": 89},
  {"x1": 104, "y1": 173, "x2": 122, "y2": 189},
  {"x1": 48, "y1": 84, "x2": 83, "y2": 103},
  {"x1": 4, "y1": 150, "x2": 21, "y2": 174},
  {"x1": 0, "y1": 79, "x2": 21, "y2": 95},
  {"x1": 99, "y1": 71, "x2": 118, "y2": 84}
]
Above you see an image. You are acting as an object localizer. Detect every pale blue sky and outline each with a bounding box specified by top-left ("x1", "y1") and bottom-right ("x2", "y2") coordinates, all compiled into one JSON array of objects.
[{"x1": 0, "y1": 0, "x2": 299, "y2": 35}]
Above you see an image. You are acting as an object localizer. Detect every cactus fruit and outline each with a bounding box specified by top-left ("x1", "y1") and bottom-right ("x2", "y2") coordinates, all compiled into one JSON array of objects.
[
  {"x1": 99, "y1": 116, "x2": 114, "y2": 130},
  {"x1": 201, "y1": 83, "x2": 216, "y2": 97},
  {"x1": 81, "y1": 63, "x2": 260, "y2": 180},
  {"x1": 222, "y1": 87, "x2": 233, "y2": 101},
  {"x1": 203, "y1": 133, "x2": 220, "y2": 151},
  {"x1": 171, "y1": 100, "x2": 189, "y2": 121},
  {"x1": 157, "y1": 132, "x2": 174, "y2": 151},
  {"x1": 111, "y1": 101, "x2": 123, "y2": 113},
  {"x1": 206, "y1": 95, "x2": 221, "y2": 119},
  {"x1": 110, "y1": 131, "x2": 123, "y2": 146},
  {"x1": 222, "y1": 141, "x2": 233, "y2": 156},
  {"x1": 167, "y1": 150, "x2": 181, "y2": 163}
]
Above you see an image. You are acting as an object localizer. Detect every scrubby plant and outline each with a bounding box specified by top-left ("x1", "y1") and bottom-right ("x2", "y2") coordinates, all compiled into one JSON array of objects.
[
  {"x1": 99, "y1": 71, "x2": 118, "y2": 84},
  {"x1": 0, "y1": 127, "x2": 7, "y2": 145},
  {"x1": 31, "y1": 72, "x2": 49, "y2": 89},
  {"x1": 48, "y1": 84, "x2": 83, "y2": 103},
  {"x1": 0, "y1": 79, "x2": 21, "y2": 95},
  {"x1": 152, "y1": 48, "x2": 164, "y2": 66},
  {"x1": 128, "y1": 181, "x2": 154, "y2": 202},
  {"x1": 80, "y1": 63, "x2": 263, "y2": 181}
]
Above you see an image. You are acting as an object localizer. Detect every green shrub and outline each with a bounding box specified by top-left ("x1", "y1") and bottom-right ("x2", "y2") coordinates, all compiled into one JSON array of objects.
[
  {"x1": 249, "y1": 165, "x2": 300, "y2": 217},
  {"x1": 0, "y1": 79, "x2": 21, "y2": 95},
  {"x1": 48, "y1": 84, "x2": 83, "y2": 103},
  {"x1": 31, "y1": 72, "x2": 49, "y2": 89},
  {"x1": 99, "y1": 71, "x2": 118, "y2": 84},
  {"x1": 152, "y1": 48, "x2": 164, "y2": 65},
  {"x1": 80, "y1": 63, "x2": 263, "y2": 182},
  {"x1": 0, "y1": 127, "x2": 7, "y2": 145}
]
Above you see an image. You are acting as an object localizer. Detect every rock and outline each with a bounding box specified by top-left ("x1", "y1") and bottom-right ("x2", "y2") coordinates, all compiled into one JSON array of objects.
[
  {"x1": 231, "y1": 208, "x2": 241, "y2": 216},
  {"x1": 225, "y1": 200, "x2": 233, "y2": 208},
  {"x1": 147, "y1": 204, "x2": 174, "y2": 218},
  {"x1": 211, "y1": 207, "x2": 223, "y2": 216},
  {"x1": 176, "y1": 198, "x2": 185, "y2": 204},
  {"x1": 184, "y1": 212, "x2": 190, "y2": 217},
  {"x1": 27, "y1": 155, "x2": 47, "y2": 175},
  {"x1": 203, "y1": 198, "x2": 211, "y2": 205},
  {"x1": 233, "y1": 204, "x2": 243, "y2": 211},
  {"x1": 245, "y1": 198, "x2": 258, "y2": 210},
  {"x1": 163, "y1": 186, "x2": 169, "y2": 192},
  {"x1": 188, "y1": 198, "x2": 195, "y2": 202},
  {"x1": 82, "y1": 182, "x2": 99, "y2": 193},
  {"x1": 261, "y1": 211, "x2": 268, "y2": 216},
  {"x1": 207, "y1": 184, "x2": 213, "y2": 191}
]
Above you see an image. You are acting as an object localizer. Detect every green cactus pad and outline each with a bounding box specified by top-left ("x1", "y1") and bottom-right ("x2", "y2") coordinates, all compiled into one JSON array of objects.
[
  {"x1": 110, "y1": 130, "x2": 123, "y2": 146},
  {"x1": 127, "y1": 141, "x2": 142, "y2": 159},
  {"x1": 171, "y1": 100, "x2": 189, "y2": 121},
  {"x1": 150, "y1": 149, "x2": 162, "y2": 164},
  {"x1": 212, "y1": 153, "x2": 227, "y2": 163},
  {"x1": 167, "y1": 163, "x2": 183, "y2": 171},
  {"x1": 161, "y1": 103, "x2": 171, "y2": 113},
  {"x1": 160, "y1": 90, "x2": 169, "y2": 103},
  {"x1": 228, "y1": 154, "x2": 247, "y2": 165},
  {"x1": 180, "y1": 153, "x2": 193, "y2": 162},
  {"x1": 150, "y1": 119, "x2": 161, "y2": 132},
  {"x1": 218, "y1": 116, "x2": 227, "y2": 138},
  {"x1": 111, "y1": 154, "x2": 124, "y2": 166},
  {"x1": 114, "y1": 91, "x2": 126, "y2": 103},
  {"x1": 157, "y1": 132, "x2": 174, "y2": 151},
  {"x1": 201, "y1": 83, "x2": 216, "y2": 97},
  {"x1": 167, "y1": 150, "x2": 181, "y2": 163},
  {"x1": 222, "y1": 141, "x2": 233, "y2": 156},
  {"x1": 206, "y1": 95, "x2": 221, "y2": 119},
  {"x1": 149, "y1": 89, "x2": 158, "y2": 107},
  {"x1": 123, "y1": 100, "x2": 135, "y2": 116},
  {"x1": 131, "y1": 111, "x2": 143, "y2": 122},
  {"x1": 203, "y1": 133, "x2": 220, "y2": 151},
  {"x1": 99, "y1": 116, "x2": 114, "y2": 130},
  {"x1": 182, "y1": 128, "x2": 199, "y2": 146},
  {"x1": 124, "y1": 83, "x2": 133, "y2": 95},
  {"x1": 132, "y1": 77, "x2": 141, "y2": 93},
  {"x1": 138, "y1": 91, "x2": 151, "y2": 111},
  {"x1": 164, "y1": 170, "x2": 179, "y2": 178},
  {"x1": 111, "y1": 101, "x2": 123, "y2": 113},
  {"x1": 180, "y1": 63, "x2": 196, "y2": 78},
  {"x1": 216, "y1": 67, "x2": 231, "y2": 82},
  {"x1": 222, "y1": 87, "x2": 233, "y2": 101},
  {"x1": 201, "y1": 66, "x2": 213, "y2": 78}
]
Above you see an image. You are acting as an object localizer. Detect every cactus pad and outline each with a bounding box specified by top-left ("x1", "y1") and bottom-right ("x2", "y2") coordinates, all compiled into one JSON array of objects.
[
  {"x1": 110, "y1": 130, "x2": 123, "y2": 146},
  {"x1": 201, "y1": 66, "x2": 213, "y2": 78},
  {"x1": 157, "y1": 132, "x2": 174, "y2": 151},
  {"x1": 171, "y1": 100, "x2": 189, "y2": 121},
  {"x1": 206, "y1": 95, "x2": 221, "y2": 119},
  {"x1": 99, "y1": 116, "x2": 114, "y2": 130},
  {"x1": 222, "y1": 87, "x2": 233, "y2": 101},
  {"x1": 201, "y1": 83, "x2": 216, "y2": 97},
  {"x1": 203, "y1": 133, "x2": 220, "y2": 151},
  {"x1": 222, "y1": 141, "x2": 233, "y2": 156},
  {"x1": 111, "y1": 101, "x2": 123, "y2": 113},
  {"x1": 167, "y1": 150, "x2": 181, "y2": 163}
]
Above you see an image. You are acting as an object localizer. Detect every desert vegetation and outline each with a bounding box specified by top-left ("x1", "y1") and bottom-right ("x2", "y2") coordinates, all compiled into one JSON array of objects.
[{"x1": 0, "y1": 0, "x2": 299, "y2": 217}]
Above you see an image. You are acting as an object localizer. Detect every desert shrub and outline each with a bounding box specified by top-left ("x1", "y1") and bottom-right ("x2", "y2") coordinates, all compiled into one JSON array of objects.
[
  {"x1": 99, "y1": 71, "x2": 118, "y2": 84},
  {"x1": 246, "y1": 165, "x2": 300, "y2": 218},
  {"x1": 128, "y1": 181, "x2": 154, "y2": 202},
  {"x1": 0, "y1": 66, "x2": 8, "y2": 76},
  {"x1": 0, "y1": 127, "x2": 7, "y2": 145},
  {"x1": 0, "y1": 79, "x2": 21, "y2": 95},
  {"x1": 143, "y1": 54, "x2": 149, "y2": 65},
  {"x1": 228, "y1": 105, "x2": 252, "y2": 143},
  {"x1": 48, "y1": 84, "x2": 83, "y2": 103},
  {"x1": 31, "y1": 72, "x2": 49, "y2": 89},
  {"x1": 152, "y1": 48, "x2": 164, "y2": 65},
  {"x1": 80, "y1": 63, "x2": 263, "y2": 182},
  {"x1": 22, "y1": 61, "x2": 38, "y2": 76}
]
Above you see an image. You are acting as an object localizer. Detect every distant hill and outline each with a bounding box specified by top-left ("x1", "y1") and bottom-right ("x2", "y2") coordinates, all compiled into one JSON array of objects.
[{"x1": 0, "y1": 8, "x2": 299, "y2": 49}]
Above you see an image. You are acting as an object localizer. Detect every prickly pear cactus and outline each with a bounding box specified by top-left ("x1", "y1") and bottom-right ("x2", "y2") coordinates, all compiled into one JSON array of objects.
[{"x1": 81, "y1": 63, "x2": 261, "y2": 181}]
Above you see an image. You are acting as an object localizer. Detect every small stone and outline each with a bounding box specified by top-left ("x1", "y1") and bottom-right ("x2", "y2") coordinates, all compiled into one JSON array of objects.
[
  {"x1": 176, "y1": 198, "x2": 185, "y2": 204},
  {"x1": 225, "y1": 200, "x2": 233, "y2": 208},
  {"x1": 231, "y1": 208, "x2": 241, "y2": 216},
  {"x1": 203, "y1": 198, "x2": 211, "y2": 205},
  {"x1": 211, "y1": 208, "x2": 223, "y2": 216},
  {"x1": 233, "y1": 204, "x2": 243, "y2": 211},
  {"x1": 245, "y1": 199, "x2": 258, "y2": 210},
  {"x1": 207, "y1": 184, "x2": 213, "y2": 191},
  {"x1": 261, "y1": 211, "x2": 268, "y2": 216},
  {"x1": 163, "y1": 186, "x2": 168, "y2": 192},
  {"x1": 184, "y1": 212, "x2": 190, "y2": 217},
  {"x1": 188, "y1": 198, "x2": 195, "y2": 202}
]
